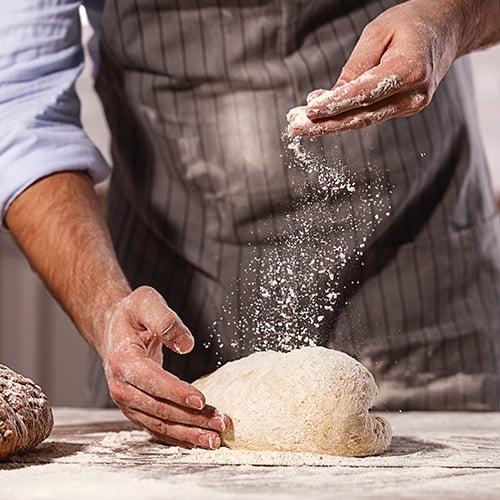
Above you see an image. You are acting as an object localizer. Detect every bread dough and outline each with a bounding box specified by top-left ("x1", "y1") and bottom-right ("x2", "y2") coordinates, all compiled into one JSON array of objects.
[
  {"x1": 193, "y1": 347, "x2": 392, "y2": 456},
  {"x1": 0, "y1": 364, "x2": 54, "y2": 460}
]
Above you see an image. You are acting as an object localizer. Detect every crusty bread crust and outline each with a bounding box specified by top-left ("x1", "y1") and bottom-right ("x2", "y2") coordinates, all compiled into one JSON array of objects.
[{"x1": 0, "y1": 364, "x2": 53, "y2": 460}]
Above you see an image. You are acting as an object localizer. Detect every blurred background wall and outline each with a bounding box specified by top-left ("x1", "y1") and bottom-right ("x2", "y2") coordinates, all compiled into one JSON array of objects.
[{"x1": 0, "y1": 12, "x2": 499, "y2": 407}]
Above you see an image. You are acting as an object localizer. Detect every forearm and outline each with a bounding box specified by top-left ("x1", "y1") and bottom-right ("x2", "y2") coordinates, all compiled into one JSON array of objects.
[
  {"x1": 428, "y1": 0, "x2": 500, "y2": 56},
  {"x1": 4, "y1": 171, "x2": 229, "y2": 447},
  {"x1": 458, "y1": 0, "x2": 500, "y2": 53},
  {"x1": 5, "y1": 171, "x2": 131, "y2": 355}
]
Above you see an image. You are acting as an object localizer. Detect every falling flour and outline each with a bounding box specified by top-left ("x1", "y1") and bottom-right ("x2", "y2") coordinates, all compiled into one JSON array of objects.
[{"x1": 209, "y1": 126, "x2": 391, "y2": 362}]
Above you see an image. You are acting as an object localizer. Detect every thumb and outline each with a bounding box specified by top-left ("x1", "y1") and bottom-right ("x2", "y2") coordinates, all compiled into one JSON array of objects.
[
  {"x1": 335, "y1": 26, "x2": 390, "y2": 88},
  {"x1": 132, "y1": 286, "x2": 195, "y2": 354}
]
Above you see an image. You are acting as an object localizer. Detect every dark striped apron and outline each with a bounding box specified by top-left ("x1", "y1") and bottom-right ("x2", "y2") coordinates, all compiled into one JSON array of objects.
[{"x1": 86, "y1": 0, "x2": 500, "y2": 410}]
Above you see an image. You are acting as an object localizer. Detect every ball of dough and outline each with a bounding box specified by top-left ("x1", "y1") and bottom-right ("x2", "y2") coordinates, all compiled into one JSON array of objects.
[
  {"x1": 193, "y1": 347, "x2": 392, "y2": 456},
  {"x1": 0, "y1": 364, "x2": 54, "y2": 460}
]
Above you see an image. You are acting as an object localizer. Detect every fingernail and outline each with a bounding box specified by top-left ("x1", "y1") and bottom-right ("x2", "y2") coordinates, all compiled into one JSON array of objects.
[
  {"x1": 186, "y1": 395, "x2": 204, "y2": 410},
  {"x1": 208, "y1": 415, "x2": 227, "y2": 432},
  {"x1": 173, "y1": 333, "x2": 194, "y2": 354},
  {"x1": 199, "y1": 433, "x2": 220, "y2": 450}
]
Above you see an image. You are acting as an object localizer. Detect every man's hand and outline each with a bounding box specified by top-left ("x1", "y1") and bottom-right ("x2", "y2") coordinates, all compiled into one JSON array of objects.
[
  {"x1": 100, "y1": 286, "x2": 229, "y2": 449},
  {"x1": 6, "y1": 172, "x2": 229, "y2": 449},
  {"x1": 287, "y1": 0, "x2": 500, "y2": 137}
]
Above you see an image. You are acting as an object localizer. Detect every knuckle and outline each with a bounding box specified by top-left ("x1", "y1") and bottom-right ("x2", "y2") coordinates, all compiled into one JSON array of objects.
[
  {"x1": 109, "y1": 384, "x2": 127, "y2": 406},
  {"x1": 148, "y1": 420, "x2": 178, "y2": 442},
  {"x1": 408, "y1": 62, "x2": 430, "y2": 86},
  {"x1": 132, "y1": 285, "x2": 158, "y2": 303},
  {"x1": 360, "y1": 21, "x2": 383, "y2": 40},
  {"x1": 106, "y1": 354, "x2": 125, "y2": 378},
  {"x1": 141, "y1": 398, "x2": 171, "y2": 420},
  {"x1": 160, "y1": 317, "x2": 179, "y2": 340},
  {"x1": 409, "y1": 91, "x2": 431, "y2": 110}
]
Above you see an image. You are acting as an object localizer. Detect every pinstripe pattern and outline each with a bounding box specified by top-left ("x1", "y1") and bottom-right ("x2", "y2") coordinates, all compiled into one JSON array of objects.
[{"x1": 85, "y1": 0, "x2": 500, "y2": 410}]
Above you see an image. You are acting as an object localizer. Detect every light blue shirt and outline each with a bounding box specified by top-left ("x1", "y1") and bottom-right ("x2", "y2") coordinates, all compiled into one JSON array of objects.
[{"x1": 0, "y1": 0, "x2": 108, "y2": 227}]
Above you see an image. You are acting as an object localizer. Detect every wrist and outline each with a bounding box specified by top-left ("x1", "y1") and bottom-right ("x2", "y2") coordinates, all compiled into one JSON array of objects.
[
  {"x1": 6, "y1": 171, "x2": 133, "y2": 361},
  {"x1": 440, "y1": 0, "x2": 500, "y2": 56},
  {"x1": 77, "y1": 280, "x2": 132, "y2": 359}
]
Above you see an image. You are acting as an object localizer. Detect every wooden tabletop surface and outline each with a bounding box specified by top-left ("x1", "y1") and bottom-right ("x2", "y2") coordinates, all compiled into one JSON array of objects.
[{"x1": 1, "y1": 408, "x2": 499, "y2": 499}]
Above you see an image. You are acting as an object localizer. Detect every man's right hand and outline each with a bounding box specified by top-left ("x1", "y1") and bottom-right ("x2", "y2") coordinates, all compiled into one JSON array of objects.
[
  {"x1": 99, "y1": 286, "x2": 230, "y2": 449},
  {"x1": 287, "y1": 0, "x2": 500, "y2": 137}
]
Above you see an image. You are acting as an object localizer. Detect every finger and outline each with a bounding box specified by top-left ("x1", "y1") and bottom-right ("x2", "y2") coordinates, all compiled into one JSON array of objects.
[
  {"x1": 335, "y1": 22, "x2": 391, "y2": 87},
  {"x1": 131, "y1": 286, "x2": 194, "y2": 354},
  {"x1": 286, "y1": 105, "x2": 310, "y2": 134},
  {"x1": 305, "y1": 65, "x2": 404, "y2": 121},
  {"x1": 112, "y1": 349, "x2": 207, "y2": 410},
  {"x1": 123, "y1": 408, "x2": 222, "y2": 449},
  {"x1": 305, "y1": 19, "x2": 402, "y2": 122},
  {"x1": 118, "y1": 384, "x2": 231, "y2": 433},
  {"x1": 147, "y1": 430, "x2": 194, "y2": 449},
  {"x1": 290, "y1": 90, "x2": 427, "y2": 137},
  {"x1": 306, "y1": 88, "x2": 328, "y2": 104}
]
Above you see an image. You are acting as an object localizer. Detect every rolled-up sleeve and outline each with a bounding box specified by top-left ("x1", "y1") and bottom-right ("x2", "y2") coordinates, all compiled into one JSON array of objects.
[{"x1": 0, "y1": 0, "x2": 110, "y2": 227}]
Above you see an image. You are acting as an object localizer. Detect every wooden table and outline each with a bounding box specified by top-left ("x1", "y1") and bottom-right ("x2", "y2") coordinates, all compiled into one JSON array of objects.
[{"x1": 1, "y1": 408, "x2": 499, "y2": 499}]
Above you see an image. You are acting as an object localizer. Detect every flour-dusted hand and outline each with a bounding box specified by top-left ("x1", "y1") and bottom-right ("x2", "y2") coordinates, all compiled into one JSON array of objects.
[
  {"x1": 288, "y1": 0, "x2": 500, "y2": 137},
  {"x1": 99, "y1": 286, "x2": 230, "y2": 449},
  {"x1": 6, "y1": 173, "x2": 229, "y2": 451}
]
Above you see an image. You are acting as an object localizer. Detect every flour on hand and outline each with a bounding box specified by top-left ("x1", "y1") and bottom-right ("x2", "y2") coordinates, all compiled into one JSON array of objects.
[{"x1": 193, "y1": 346, "x2": 392, "y2": 457}]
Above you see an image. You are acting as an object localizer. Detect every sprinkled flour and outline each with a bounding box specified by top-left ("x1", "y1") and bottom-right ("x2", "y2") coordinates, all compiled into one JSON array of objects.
[
  {"x1": 207, "y1": 128, "x2": 391, "y2": 362},
  {"x1": 42, "y1": 429, "x2": 357, "y2": 467}
]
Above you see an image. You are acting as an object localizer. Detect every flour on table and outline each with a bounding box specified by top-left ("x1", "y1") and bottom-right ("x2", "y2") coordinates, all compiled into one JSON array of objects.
[{"x1": 193, "y1": 346, "x2": 392, "y2": 457}]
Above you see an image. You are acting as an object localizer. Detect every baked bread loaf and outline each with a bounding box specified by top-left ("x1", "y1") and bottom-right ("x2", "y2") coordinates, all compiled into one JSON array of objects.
[{"x1": 0, "y1": 364, "x2": 53, "y2": 460}]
